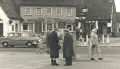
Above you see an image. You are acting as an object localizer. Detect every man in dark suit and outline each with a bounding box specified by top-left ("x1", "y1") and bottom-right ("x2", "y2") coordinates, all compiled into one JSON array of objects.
[
  {"x1": 48, "y1": 29, "x2": 60, "y2": 66},
  {"x1": 63, "y1": 29, "x2": 73, "y2": 66}
]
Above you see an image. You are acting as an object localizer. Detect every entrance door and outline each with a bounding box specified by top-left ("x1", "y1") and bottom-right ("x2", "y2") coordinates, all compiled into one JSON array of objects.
[{"x1": 0, "y1": 23, "x2": 3, "y2": 36}]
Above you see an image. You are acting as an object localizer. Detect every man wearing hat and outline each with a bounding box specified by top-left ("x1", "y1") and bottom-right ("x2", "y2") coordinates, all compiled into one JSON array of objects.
[
  {"x1": 63, "y1": 29, "x2": 73, "y2": 66},
  {"x1": 88, "y1": 28, "x2": 103, "y2": 60}
]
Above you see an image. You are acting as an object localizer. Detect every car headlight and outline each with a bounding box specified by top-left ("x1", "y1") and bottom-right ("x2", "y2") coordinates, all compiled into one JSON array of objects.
[
  {"x1": 33, "y1": 41, "x2": 37, "y2": 44},
  {"x1": 38, "y1": 39, "x2": 41, "y2": 42},
  {"x1": 38, "y1": 39, "x2": 42, "y2": 42}
]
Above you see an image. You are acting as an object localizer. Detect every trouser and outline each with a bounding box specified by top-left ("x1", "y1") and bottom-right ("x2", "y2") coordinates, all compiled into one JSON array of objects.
[
  {"x1": 88, "y1": 44, "x2": 102, "y2": 58},
  {"x1": 65, "y1": 57, "x2": 72, "y2": 65},
  {"x1": 76, "y1": 33, "x2": 80, "y2": 40}
]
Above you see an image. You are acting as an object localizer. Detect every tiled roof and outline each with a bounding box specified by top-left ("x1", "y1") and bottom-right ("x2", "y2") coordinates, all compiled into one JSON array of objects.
[
  {"x1": 0, "y1": 0, "x2": 21, "y2": 20},
  {"x1": 14, "y1": 0, "x2": 82, "y2": 6},
  {"x1": 86, "y1": 0, "x2": 114, "y2": 20}
]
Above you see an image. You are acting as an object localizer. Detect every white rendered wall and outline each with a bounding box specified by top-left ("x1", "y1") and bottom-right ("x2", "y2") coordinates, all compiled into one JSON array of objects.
[{"x1": 0, "y1": 6, "x2": 10, "y2": 36}]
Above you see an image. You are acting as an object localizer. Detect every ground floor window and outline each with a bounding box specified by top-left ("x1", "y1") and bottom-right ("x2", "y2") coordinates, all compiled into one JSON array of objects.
[
  {"x1": 66, "y1": 24, "x2": 72, "y2": 30},
  {"x1": 58, "y1": 23, "x2": 65, "y2": 28},
  {"x1": 12, "y1": 25, "x2": 15, "y2": 32},
  {"x1": 15, "y1": 24, "x2": 18, "y2": 32},
  {"x1": 118, "y1": 23, "x2": 120, "y2": 32},
  {"x1": 23, "y1": 23, "x2": 34, "y2": 32},
  {"x1": 47, "y1": 24, "x2": 52, "y2": 30},
  {"x1": 23, "y1": 24, "x2": 28, "y2": 30},
  {"x1": 41, "y1": 23, "x2": 74, "y2": 32}
]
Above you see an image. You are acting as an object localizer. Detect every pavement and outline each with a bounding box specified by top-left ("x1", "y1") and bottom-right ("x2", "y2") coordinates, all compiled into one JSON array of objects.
[
  {"x1": 75, "y1": 37, "x2": 120, "y2": 47},
  {"x1": 1, "y1": 52, "x2": 120, "y2": 69}
]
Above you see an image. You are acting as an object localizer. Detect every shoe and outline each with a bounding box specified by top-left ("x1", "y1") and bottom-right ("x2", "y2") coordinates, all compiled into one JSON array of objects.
[
  {"x1": 51, "y1": 63, "x2": 59, "y2": 66},
  {"x1": 90, "y1": 58, "x2": 95, "y2": 60},
  {"x1": 98, "y1": 58, "x2": 103, "y2": 60},
  {"x1": 64, "y1": 64, "x2": 72, "y2": 66},
  {"x1": 54, "y1": 63, "x2": 59, "y2": 66},
  {"x1": 51, "y1": 60, "x2": 59, "y2": 66},
  {"x1": 51, "y1": 59, "x2": 54, "y2": 65}
]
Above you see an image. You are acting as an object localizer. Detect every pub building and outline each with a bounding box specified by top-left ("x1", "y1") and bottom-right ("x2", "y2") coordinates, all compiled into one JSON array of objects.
[{"x1": 0, "y1": 0, "x2": 116, "y2": 41}]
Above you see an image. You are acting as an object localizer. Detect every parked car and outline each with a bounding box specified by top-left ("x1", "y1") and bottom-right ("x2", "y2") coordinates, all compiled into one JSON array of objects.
[{"x1": 0, "y1": 32, "x2": 41, "y2": 48}]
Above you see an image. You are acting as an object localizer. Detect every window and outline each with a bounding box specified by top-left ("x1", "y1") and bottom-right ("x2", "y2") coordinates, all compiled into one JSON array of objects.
[
  {"x1": 56, "y1": 8, "x2": 62, "y2": 16},
  {"x1": 46, "y1": 8, "x2": 51, "y2": 16},
  {"x1": 118, "y1": 23, "x2": 120, "y2": 32},
  {"x1": 36, "y1": 8, "x2": 42, "y2": 16},
  {"x1": 15, "y1": 24, "x2": 18, "y2": 32},
  {"x1": 47, "y1": 24, "x2": 52, "y2": 30},
  {"x1": 66, "y1": 8, "x2": 72, "y2": 16},
  {"x1": 24, "y1": 7, "x2": 32, "y2": 16},
  {"x1": 12, "y1": 25, "x2": 14, "y2": 31},
  {"x1": 23, "y1": 24, "x2": 28, "y2": 30},
  {"x1": 29, "y1": 24, "x2": 33, "y2": 31},
  {"x1": 58, "y1": 23, "x2": 65, "y2": 28},
  {"x1": 67, "y1": 25, "x2": 72, "y2": 31},
  {"x1": 23, "y1": 23, "x2": 34, "y2": 32}
]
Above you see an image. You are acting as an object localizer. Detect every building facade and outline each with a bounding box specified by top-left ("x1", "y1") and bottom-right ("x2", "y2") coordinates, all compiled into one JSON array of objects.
[
  {"x1": 0, "y1": 0, "x2": 116, "y2": 37},
  {"x1": 20, "y1": 6, "x2": 76, "y2": 33}
]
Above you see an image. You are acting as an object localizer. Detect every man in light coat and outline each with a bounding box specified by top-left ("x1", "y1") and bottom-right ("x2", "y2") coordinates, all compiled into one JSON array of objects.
[{"x1": 88, "y1": 28, "x2": 103, "y2": 60}]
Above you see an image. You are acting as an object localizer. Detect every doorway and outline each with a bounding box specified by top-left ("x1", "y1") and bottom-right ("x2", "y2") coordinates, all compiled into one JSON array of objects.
[{"x1": 0, "y1": 23, "x2": 3, "y2": 36}]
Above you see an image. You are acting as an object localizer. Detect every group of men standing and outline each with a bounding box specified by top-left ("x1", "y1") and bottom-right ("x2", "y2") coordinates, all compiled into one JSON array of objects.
[
  {"x1": 46, "y1": 27, "x2": 103, "y2": 66},
  {"x1": 46, "y1": 28, "x2": 73, "y2": 66}
]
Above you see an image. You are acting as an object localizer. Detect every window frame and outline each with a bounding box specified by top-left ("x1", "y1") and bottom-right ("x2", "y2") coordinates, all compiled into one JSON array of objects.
[
  {"x1": 56, "y1": 8, "x2": 62, "y2": 16},
  {"x1": 36, "y1": 8, "x2": 42, "y2": 16},
  {"x1": 24, "y1": 7, "x2": 32, "y2": 16},
  {"x1": 46, "y1": 8, "x2": 52, "y2": 16},
  {"x1": 66, "y1": 7, "x2": 72, "y2": 17},
  {"x1": 23, "y1": 24, "x2": 29, "y2": 31}
]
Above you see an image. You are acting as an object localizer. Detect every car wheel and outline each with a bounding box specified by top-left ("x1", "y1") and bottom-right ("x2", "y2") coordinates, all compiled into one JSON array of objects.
[
  {"x1": 2, "y1": 42, "x2": 8, "y2": 47},
  {"x1": 26, "y1": 42, "x2": 32, "y2": 47}
]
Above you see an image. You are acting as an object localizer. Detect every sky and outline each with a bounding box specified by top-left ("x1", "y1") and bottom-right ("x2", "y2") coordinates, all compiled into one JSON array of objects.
[{"x1": 115, "y1": 0, "x2": 120, "y2": 12}]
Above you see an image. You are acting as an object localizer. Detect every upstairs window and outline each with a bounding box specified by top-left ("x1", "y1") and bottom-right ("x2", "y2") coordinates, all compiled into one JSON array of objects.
[
  {"x1": 66, "y1": 8, "x2": 72, "y2": 16},
  {"x1": 56, "y1": 8, "x2": 62, "y2": 16},
  {"x1": 46, "y1": 8, "x2": 51, "y2": 16},
  {"x1": 36, "y1": 8, "x2": 42, "y2": 16},
  {"x1": 24, "y1": 7, "x2": 32, "y2": 16}
]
